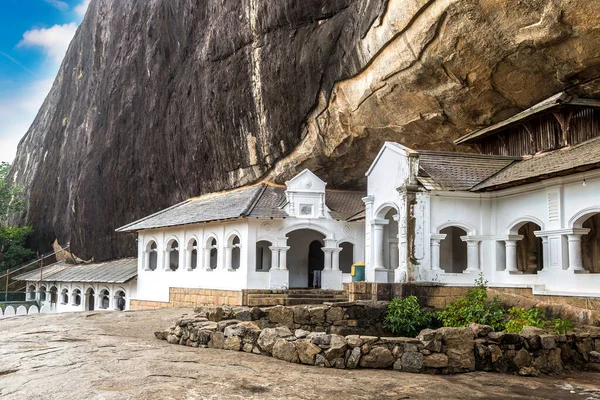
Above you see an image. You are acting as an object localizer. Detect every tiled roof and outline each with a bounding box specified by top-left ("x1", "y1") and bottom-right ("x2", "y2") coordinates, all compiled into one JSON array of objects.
[
  {"x1": 472, "y1": 136, "x2": 600, "y2": 191},
  {"x1": 117, "y1": 184, "x2": 265, "y2": 231},
  {"x1": 417, "y1": 151, "x2": 519, "y2": 191},
  {"x1": 455, "y1": 93, "x2": 600, "y2": 145},
  {"x1": 13, "y1": 258, "x2": 138, "y2": 283},
  {"x1": 117, "y1": 182, "x2": 366, "y2": 231},
  {"x1": 326, "y1": 190, "x2": 366, "y2": 221}
]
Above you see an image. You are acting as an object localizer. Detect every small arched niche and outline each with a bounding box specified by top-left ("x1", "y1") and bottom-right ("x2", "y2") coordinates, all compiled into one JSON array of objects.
[{"x1": 439, "y1": 226, "x2": 468, "y2": 273}]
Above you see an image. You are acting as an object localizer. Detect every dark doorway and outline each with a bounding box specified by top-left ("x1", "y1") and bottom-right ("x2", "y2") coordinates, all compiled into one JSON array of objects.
[{"x1": 308, "y1": 240, "x2": 324, "y2": 288}]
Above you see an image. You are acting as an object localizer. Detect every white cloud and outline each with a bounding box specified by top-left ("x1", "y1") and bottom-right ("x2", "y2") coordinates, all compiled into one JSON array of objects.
[
  {"x1": 18, "y1": 23, "x2": 78, "y2": 63},
  {"x1": 0, "y1": 78, "x2": 55, "y2": 163},
  {"x1": 44, "y1": 0, "x2": 69, "y2": 11},
  {"x1": 75, "y1": 0, "x2": 91, "y2": 18}
]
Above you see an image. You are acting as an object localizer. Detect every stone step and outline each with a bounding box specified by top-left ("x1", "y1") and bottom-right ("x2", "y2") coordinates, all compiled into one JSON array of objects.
[
  {"x1": 246, "y1": 289, "x2": 346, "y2": 295},
  {"x1": 247, "y1": 296, "x2": 349, "y2": 307},
  {"x1": 246, "y1": 293, "x2": 344, "y2": 299}
]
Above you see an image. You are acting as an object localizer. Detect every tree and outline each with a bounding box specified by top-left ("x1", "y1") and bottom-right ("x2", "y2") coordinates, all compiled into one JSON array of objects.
[{"x1": 0, "y1": 162, "x2": 35, "y2": 275}]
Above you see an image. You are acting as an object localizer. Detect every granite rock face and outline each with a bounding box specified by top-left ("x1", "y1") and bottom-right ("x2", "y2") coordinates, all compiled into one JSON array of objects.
[{"x1": 9, "y1": 0, "x2": 600, "y2": 259}]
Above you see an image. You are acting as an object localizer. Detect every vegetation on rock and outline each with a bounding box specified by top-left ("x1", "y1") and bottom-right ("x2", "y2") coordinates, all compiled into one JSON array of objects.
[
  {"x1": 383, "y1": 296, "x2": 439, "y2": 337},
  {"x1": 437, "y1": 275, "x2": 505, "y2": 331}
]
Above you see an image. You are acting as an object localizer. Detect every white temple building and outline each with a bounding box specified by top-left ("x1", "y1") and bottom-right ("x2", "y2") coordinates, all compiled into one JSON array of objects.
[
  {"x1": 364, "y1": 92, "x2": 600, "y2": 295},
  {"x1": 13, "y1": 258, "x2": 137, "y2": 313},
  {"x1": 116, "y1": 170, "x2": 365, "y2": 303}
]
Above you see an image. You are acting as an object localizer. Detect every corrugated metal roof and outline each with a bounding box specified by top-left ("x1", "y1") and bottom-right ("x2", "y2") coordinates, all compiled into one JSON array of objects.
[
  {"x1": 417, "y1": 151, "x2": 519, "y2": 191},
  {"x1": 472, "y1": 136, "x2": 600, "y2": 191},
  {"x1": 117, "y1": 181, "x2": 366, "y2": 232},
  {"x1": 13, "y1": 258, "x2": 138, "y2": 283},
  {"x1": 454, "y1": 93, "x2": 600, "y2": 145}
]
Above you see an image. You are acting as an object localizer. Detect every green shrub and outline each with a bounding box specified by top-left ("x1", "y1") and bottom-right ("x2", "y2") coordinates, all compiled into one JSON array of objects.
[
  {"x1": 437, "y1": 275, "x2": 505, "y2": 331},
  {"x1": 503, "y1": 307, "x2": 575, "y2": 334},
  {"x1": 384, "y1": 296, "x2": 438, "y2": 337},
  {"x1": 504, "y1": 307, "x2": 546, "y2": 333},
  {"x1": 553, "y1": 318, "x2": 574, "y2": 334}
]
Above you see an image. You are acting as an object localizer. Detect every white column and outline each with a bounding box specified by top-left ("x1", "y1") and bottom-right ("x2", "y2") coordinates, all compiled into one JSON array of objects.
[
  {"x1": 567, "y1": 234, "x2": 587, "y2": 273},
  {"x1": 541, "y1": 237, "x2": 549, "y2": 270},
  {"x1": 372, "y1": 219, "x2": 388, "y2": 269},
  {"x1": 164, "y1": 249, "x2": 170, "y2": 271},
  {"x1": 463, "y1": 238, "x2": 480, "y2": 272},
  {"x1": 331, "y1": 248, "x2": 342, "y2": 271},
  {"x1": 323, "y1": 248, "x2": 333, "y2": 270},
  {"x1": 225, "y1": 246, "x2": 233, "y2": 270},
  {"x1": 279, "y1": 247, "x2": 289, "y2": 270},
  {"x1": 319, "y1": 193, "x2": 326, "y2": 218},
  {"x1": 505, "y1": 240, "x2": 520, "y2": 274},
  {"x1": 186, "y1": 248, "x2": 192, "y2": 271},
  {"x1": 203, "y1": 247, "x2": 212, "y2": 271},
  {"x1": 269, "y1": 246, "x2": 280, "y2": 270},
  {"x1": 430, "y1": 234, "x2": 446, "y2": 271}
]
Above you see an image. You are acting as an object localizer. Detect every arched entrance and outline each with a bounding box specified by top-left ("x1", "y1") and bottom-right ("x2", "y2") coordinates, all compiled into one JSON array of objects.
[
  {"x1": 439, "y1": 226, "x2": 468, "y2": 273},
  {"x1": 85, "y1": 288, "x2": 95, "y2": 311},
  {"x1": 308, "y1": 240, "x2": 324, "y2": 288},
  {"x1": 286, "y1": 229, "x2": 326, "y2": 288},
  {"x1": 516, "y1": 222, "x2": 543, "y2": 274},
  {"x1": 582, "y1": 213, "x2": 600, "y2": 273}
]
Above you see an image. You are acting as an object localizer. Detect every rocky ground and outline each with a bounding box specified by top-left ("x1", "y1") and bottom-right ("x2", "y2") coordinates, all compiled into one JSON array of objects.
[{"x1": 1, "y1": 308, "x2": 600, "y2": 400}]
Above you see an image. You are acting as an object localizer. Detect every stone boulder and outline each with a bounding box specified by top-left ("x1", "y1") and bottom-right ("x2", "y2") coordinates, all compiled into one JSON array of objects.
[
  {"x1": 423, "y1": 353, "x2": 449, "y2": 369},
  {"x1": 324, "y1": 334, "x2": 347, "y2": 361},
  {"x1": 468, "y1": 323, "x2": 493, "y2": 337},
  {"x1": 400, "y1": 352, "x2": 424, "y2": 373},
  {"x1": 295, "y1": 340, "x2": 322, "y2": 365},
  {"x1": 224, "y1": 321, "x2": 261, "y2": 344},
  {"x1": 208, "y1": 332, "x2": 225, "y2": 349},
  {"x1": 346, "y1": 347, "x2": 362, "y2": 369},
  {"x1": 358, "y1": 346, "x2": 394, "y2": 369},
  {"x1": 272, "y1": 339, "x2": 299, "y2": 363},
  {"x1": 268, "y1": 306, "x2": 294, "y2": 325},
  {"x1": 437, "y1": 327, "x2": 475, "y2": 372},
  {"x1": 257, "y1": 327, "x2": 293, "y2": 355}
]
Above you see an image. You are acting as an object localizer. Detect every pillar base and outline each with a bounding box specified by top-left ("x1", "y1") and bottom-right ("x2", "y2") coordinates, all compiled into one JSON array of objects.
[
  {"x1": 508, "y1": 270, "x2": 523, "y2": 275},
  {"x1": 394, "y1": 269, "x2": 407, "y2": 283},
  {"x1": 321, "y1": 269, "x2": 343, "y2": 290},
  {"x1": 573, "y1": 269, "x2": 590, "y2": 274},
  {"x1": 373, "y1": 268, "x2": 390, "y2": 283},
  {"x1": 269, "y1": 269, "x2": 289, "y2": 289}
]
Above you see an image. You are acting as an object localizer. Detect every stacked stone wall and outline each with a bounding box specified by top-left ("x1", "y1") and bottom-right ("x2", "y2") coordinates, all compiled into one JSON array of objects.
[{"x1": 157, "y1": 305, "x2": 600, "y2": 376}]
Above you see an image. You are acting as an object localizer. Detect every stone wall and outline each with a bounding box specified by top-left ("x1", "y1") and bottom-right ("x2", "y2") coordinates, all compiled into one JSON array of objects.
[
  {"x1": 157, "y1": 308, "x2": 600, "y2": 376},
  {"x1": 346, "y1": 282, "x2": 600, "y2": 325},
  {"x1": 130, "y1": 288, "x2": 244, "y2": 310}
]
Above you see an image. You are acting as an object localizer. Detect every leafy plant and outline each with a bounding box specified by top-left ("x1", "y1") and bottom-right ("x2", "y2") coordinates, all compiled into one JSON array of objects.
[
  {"x1": 384, "y1": 296, "x2": 438, "y2": 337},
  {"x1": 553, "y1": 318, "x2": 574, "y2": 334},
  {"x1": 504, "y1": 307, "x2": 546, "y2": 333},
  {"x1": 437, "y1": 274, "x2": 505, "y2": 331}
]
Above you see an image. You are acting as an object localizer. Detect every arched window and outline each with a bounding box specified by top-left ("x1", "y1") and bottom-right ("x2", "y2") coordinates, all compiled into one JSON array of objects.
[
  {"x1": 228, "y1": 235, "x2": 241, "y2": 270},
  {"x1": 439, "y1": 226, "x2": 468, "y2": 273},
  {"x1": 208, "y1": 237, "x2": 218, "y2": 270},
  {"x1": 72, "y1": 289, "x2": 82, "y2": 306},
  {"x1": 61, "y1": 288, "x2": 69, "y2": 305},
  {"x1": 27, "y1": 284, "x2": 36, "y2": 301},
  {"x1": 339, "y1": 242, "x2": 354, "y2": 273},
  {"x1": 187, "y1": 238, "x2": 198, "y2": 270},
  {"x1": 49, "y1": 286, "x2": 58, "y2": 304},
  {"x1": 39, "y1": 286, "x2": 47, "y2": 302},
  {"x1": 166, "y1": 239, "x2": 180, "y2": 271},
  {"x1": 516, "y1": 222, "x2": 543, "y2": 274},
  {"x1": 114, "y1": 290, "x2": 126, "y2": 311},
  {"x1": 256, "y1": 241, "x2": 272, "y2": 271},
  {"x1": 146, "y1": 240, "x2": 158, "y2": 271},
  {"x1": 100, "y1": 289, "x2": 110, "y2": 309}
]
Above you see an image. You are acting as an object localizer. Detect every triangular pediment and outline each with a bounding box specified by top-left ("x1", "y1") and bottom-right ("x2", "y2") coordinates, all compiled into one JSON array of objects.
[{"x1": 285, "y1": 169, "x2": 326, "y2": 192}]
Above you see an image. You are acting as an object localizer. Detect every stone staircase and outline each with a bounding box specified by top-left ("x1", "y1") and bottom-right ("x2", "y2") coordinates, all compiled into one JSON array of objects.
[{"x1": 245, "y1": 289, "x2": 348, "y2": 307}]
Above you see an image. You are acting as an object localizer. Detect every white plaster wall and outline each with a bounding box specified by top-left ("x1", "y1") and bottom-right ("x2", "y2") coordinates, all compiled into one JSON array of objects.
[
  {"x1": 136, "y1": 221, "x2": 249, "y2": 302},
  {"x1": 420, "y1": 171, "x2": 600, "y2": 295}
]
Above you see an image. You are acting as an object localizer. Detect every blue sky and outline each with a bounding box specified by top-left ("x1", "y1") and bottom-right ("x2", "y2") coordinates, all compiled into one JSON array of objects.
[{"x1": 0, "y1": 0, "x2": 90, "y2": 163}]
